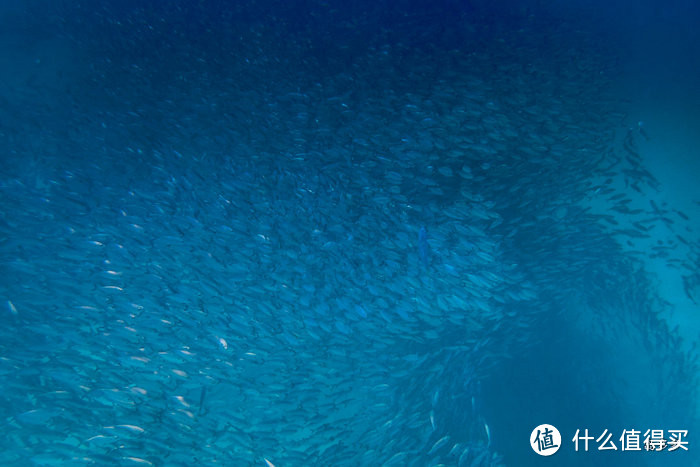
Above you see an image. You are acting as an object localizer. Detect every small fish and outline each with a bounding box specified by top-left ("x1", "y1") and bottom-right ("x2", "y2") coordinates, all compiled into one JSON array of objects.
[
  {"x1": 198, "y1": 387, "x2": 207, "y2": 415},
  {"x1": 428, "y1": 435, "x2": 450, "y2": 455},
  {"x1": 123, "y1": 458, "x2": 153, "y2": 465},
  {"x1": 418, "y1": 226, "x2": 432, "y2": 267}
]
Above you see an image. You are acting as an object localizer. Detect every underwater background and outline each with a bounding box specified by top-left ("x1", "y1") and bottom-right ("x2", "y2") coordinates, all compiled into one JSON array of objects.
[{"x1": 1, "y1": 0, "x2": 698, "y2": 466}]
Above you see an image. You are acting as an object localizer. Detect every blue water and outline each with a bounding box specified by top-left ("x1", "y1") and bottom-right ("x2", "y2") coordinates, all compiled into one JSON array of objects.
[{"x1": 1, "y1": 1, "x2": 698, "y2": 466}]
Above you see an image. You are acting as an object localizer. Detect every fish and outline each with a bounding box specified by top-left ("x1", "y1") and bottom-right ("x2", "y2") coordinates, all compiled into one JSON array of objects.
[
  {"x1": 418, "y1": 225, "x2": 432, "y2": 267},
  {"x1": 0, "y1": 8, "x2": 693, "y2": 467}
]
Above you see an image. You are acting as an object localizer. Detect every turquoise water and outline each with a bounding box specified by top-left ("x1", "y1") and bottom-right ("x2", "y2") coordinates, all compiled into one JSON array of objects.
[{"x1": 0, "y1": 1, "x2": 698, "y2": 466}]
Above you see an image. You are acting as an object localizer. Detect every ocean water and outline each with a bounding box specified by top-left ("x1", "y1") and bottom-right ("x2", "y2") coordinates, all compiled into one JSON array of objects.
[{"x1": 0, "y1": 1, "x2": 698, "y2": 466}]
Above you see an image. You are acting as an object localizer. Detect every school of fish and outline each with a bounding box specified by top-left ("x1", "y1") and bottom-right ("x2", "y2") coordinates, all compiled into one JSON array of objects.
[{"x1": 0, "y1": 2, "x2": 697, "y2": 466}]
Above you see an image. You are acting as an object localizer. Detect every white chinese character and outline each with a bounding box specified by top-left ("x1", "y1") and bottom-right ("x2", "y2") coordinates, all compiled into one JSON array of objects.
[
  {"x1": 620, "y1": 429, "x2": 641, "y2": 451},
  {"x1": 667, "y1": 430, "x2": 689, "y2": 451},
  {"x1": 644, "y1": 429, "x2": 667, "y2": 451},
  {"x1": 597, "y1": 429, "x2": 618, "y2": 450},
  {"x1": 572, "y1": 429, "x2": 594, "y2": 452}
]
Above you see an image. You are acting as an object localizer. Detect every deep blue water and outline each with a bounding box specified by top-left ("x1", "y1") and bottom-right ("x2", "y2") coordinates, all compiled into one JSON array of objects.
[{"x1": 1, "y1": 1, "x2": 698, "y2": 466}]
